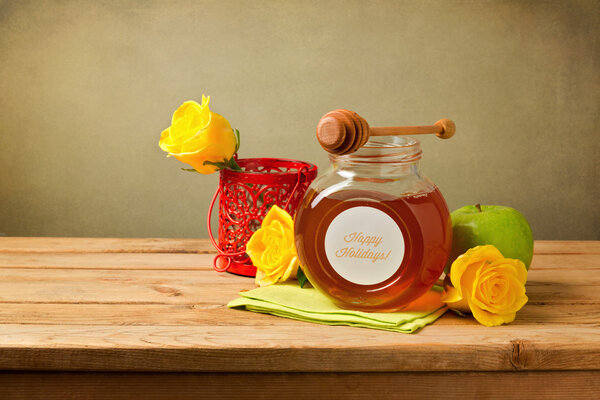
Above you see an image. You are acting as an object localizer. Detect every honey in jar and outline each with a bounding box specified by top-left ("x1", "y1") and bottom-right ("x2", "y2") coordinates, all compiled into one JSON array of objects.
[{"x1": 294, "y1": 136, "x2": 452, "y2": 311}]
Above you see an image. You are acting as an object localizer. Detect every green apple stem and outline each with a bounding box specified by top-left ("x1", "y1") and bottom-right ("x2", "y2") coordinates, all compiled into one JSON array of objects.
[{"x1": 475, "y1": 203, "x2": 482, "y2": 212}]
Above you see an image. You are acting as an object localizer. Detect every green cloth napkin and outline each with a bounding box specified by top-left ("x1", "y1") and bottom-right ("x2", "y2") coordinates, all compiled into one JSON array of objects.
[{"x1": 228, "y1": 283, "x2": 448, "y2": 333}]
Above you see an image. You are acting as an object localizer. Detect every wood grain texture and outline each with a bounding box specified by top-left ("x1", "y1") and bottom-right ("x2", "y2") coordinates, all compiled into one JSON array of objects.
[
  {"x1": 0, "y1": 303, "x2": 596, "y2": 326},
  {"x1": 0, "y1": 249, "x2": 596, "y2": 272},
  {"x1": 0, "y1": 268, "x2": 595, "y2": 305},
  {"x1": 0, "y1": 252, "x2": 217, "y2": 270},
  {"x1": 0, "y1": 323, "x2": 598, "y2": 372},
  {"x1": 529, "y1": 254, "x2": 600, "y2": 270},
  {"x1": 1, "y1": 238, "x2": 596, "y2": 255},
  {"x1": 0, "y1": 239, "x2": 597, "y2": 379},
  {"x1": 0, "y1": 268, "x2": 253, "y2": 304},
  {"x1": 0, "y1": 371, "x2": 598, "y2": 400},
  {"x1": 533, "y1": 241, "x2": 600, "y2": 254},
  {"x1": 0, "y1": 237, "x2": 216, "y2": 254}
]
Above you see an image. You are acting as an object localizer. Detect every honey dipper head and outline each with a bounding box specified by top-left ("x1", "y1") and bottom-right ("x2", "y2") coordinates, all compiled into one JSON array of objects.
[
  {"x1": 434, "y1": 118, "x2": 456, "y2": 139},
  {"x1": 316, "y1": 109, "x2": 369, "y2": 155}
]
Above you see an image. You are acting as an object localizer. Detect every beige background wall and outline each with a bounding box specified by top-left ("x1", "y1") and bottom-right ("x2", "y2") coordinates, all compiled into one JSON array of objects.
[{"x1": 0, "y1": 0, "x2": 598, "y2": 239}]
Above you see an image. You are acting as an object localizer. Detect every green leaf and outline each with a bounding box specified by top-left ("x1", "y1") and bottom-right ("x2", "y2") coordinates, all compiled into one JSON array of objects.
[
  {"x1": 297, "y1": 267, "x2": 309, "y2": 288},
  {"x1": 234, "y1": 129, "x2": 241, "y2": 153},
  {"x1": 431, "y1": 284, "x2": 443, "y2": 293},
  {"x1": 451, "y1": 309, "x2": 468, "y2": 318},
  {"x1": 180, "y1": 168, "x2": 199, "y2": 173},
  {"x1": 203, "y1": 160, "x2": 227, "y2": 169},
  {"x1": 227, "y1": 157, "x2": 243, "y2": 171}
]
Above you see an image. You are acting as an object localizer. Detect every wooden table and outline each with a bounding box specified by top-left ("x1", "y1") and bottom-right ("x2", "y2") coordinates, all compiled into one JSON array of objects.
[{"x1": 0, "y1": 238, "x2": 598, "y2": 399}]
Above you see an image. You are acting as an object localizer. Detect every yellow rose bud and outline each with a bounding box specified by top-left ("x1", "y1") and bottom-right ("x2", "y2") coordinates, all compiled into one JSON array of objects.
[
  {"x1": 441, "y1": 245, "x2": 528, "y2": 327},
  {"x1": 159, "y1": 95, "x2": 238, "y2": 174},
  {"x1": 246, "y1": 205, "x2": 299, "y2": 287}
]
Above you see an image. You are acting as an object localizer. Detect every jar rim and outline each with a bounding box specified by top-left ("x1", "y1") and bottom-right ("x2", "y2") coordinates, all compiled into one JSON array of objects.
[{"x1": 330, "y1": 136, "x2": 422, "y2": 164}]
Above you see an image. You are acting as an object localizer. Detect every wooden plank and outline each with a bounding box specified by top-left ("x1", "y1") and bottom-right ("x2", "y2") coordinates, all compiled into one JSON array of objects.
[
  {"x1": 0, "y1": 237, "x2": 216, "y2": 254},
  {"x1": 0, "y1": 324, "x2": 598, "y2": 372},
  {"x1": 0, "y1": 302, "x2": 596, "y2": 326},
  {"x1": 0, "y1": 238, "x2": 597, "y2": 256},
  {"x1": 0, "y1": 303, "x2": 272, "y2": 326},
  {"x1": 527, "y1": 268, "x2": 600, "y2": 285},
  {"x1": 0, "y1": 268, "x2": 596, "y2": 305},
  {"x1": 534, "y1": 240, "x2": 600, "y2": 254},
  {"x1": 529, "y1": 254, "x2": 600, "y2": 270},
  {"x1": 0, "y1": 252, "x2": 597, "y2": 272},
  {"x1": 0, "y1": 371, "x2": 598, "y2": 400},
  {"x1": 0, "y1": 268, "x2": 255, "y2": 305},
  {"x1": 525, "y1": 284, "x2": 599, "y2": 305},
  {"x1": 0, "y1": 252, "x2": 218, "y2": 270},
  {"x1": 416, "y1": 304, "x2": 600, "y2": 325}
]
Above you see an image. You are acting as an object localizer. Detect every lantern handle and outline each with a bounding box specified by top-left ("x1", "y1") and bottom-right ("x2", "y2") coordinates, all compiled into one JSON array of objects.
[
  {"x1": 207, "y1": 186, "x2": 248, "y2": 272},
  {"x1": 283, "y1": 166, "x2": 309, "y2": 212}
]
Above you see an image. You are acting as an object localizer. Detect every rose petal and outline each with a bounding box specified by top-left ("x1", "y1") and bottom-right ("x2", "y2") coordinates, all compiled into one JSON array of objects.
[
  {"x1": 441, "y1": 287, "x2": 470, "y2": 313},
  {"x1": 281, "y1": 256, "x2": 299, "y2": 281},
  {"x1": 171, "y1": 101, "x2": 202, "y2": 128},
  {"x1": 171, "y1": 143, "x2": 233, "y2": 174},
  {"x1": 468, "y1": 297, "x2": 511, "y2": 327},
  {"x1": 449, "y1": 246, "x2": 500, "y2": 300},
  {"x1": 246, "y1": 228, "x2": 266, "y2": 265},
  {"x1": 472, "y1": 266, "x2": 506, "y2": 314},
  {"x1": 256, "y1": 269, "x2": 281, "y2": 287},
  {"x1": 441, "y1": 283, "x2": 463, "y2": 304},
  {"x1": 158, "y1": 127, "x2": 175, "y2": 152},
  {"x1": 262, "y1": 205, "x2": 294, "y2": 231}
]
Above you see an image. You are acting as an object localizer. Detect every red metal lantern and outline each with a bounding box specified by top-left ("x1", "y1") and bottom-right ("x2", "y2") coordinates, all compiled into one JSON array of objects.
[{"x1": 208, "y1": 157, "x2": 317, "y2": 277}]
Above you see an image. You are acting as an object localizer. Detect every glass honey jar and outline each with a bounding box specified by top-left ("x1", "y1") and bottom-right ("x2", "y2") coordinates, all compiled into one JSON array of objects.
[{"x1": 294, "y1": 136, "x2": 452, "y2": 312}]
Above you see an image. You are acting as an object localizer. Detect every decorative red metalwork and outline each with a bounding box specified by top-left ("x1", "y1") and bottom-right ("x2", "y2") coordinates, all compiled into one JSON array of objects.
[{"x1": 207, "y1": 158, "x2": 318, "y2": 277}]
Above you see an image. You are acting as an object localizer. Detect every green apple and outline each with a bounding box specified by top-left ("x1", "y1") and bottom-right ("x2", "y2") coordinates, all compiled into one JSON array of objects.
[{"x1": 446, "y1": 204, "x2": 533, "y2": 272}]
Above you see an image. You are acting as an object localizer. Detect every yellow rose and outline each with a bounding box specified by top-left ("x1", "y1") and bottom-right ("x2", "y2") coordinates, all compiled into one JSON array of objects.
[
  {"x1": 246, "y1": 205, "x2": 299, "y2": 287},
  {"x1": 441, "y1": 245, "x2": 528, "y2": 327},
  {"x1": 159, "y1": 95, "x2": 238, "y2": 174}
]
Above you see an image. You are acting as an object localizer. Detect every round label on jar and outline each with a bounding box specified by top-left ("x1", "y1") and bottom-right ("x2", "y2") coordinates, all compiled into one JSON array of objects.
[{"x1": 324, "y1": 206, "x2": 405, "y2": 285}]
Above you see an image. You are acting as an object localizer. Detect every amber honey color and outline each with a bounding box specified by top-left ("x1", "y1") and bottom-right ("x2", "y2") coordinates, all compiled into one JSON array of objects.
[{"x1": 295, "y1": 187, "x2": 452, "y2": 312}]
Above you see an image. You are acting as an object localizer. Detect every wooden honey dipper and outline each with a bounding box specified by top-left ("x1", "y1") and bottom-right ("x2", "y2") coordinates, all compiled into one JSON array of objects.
[{"x1": 316, "y1": 109, "x2": 455, "y2": 155}]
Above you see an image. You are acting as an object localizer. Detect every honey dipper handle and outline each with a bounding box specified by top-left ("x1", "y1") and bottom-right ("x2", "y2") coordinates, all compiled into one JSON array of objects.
[
  {"x1": 370, "y1": 119, "x2": 455, "y2": 139},
  {"x1": 370, "y1": 125, "x2": 441, "y2": 136}
]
